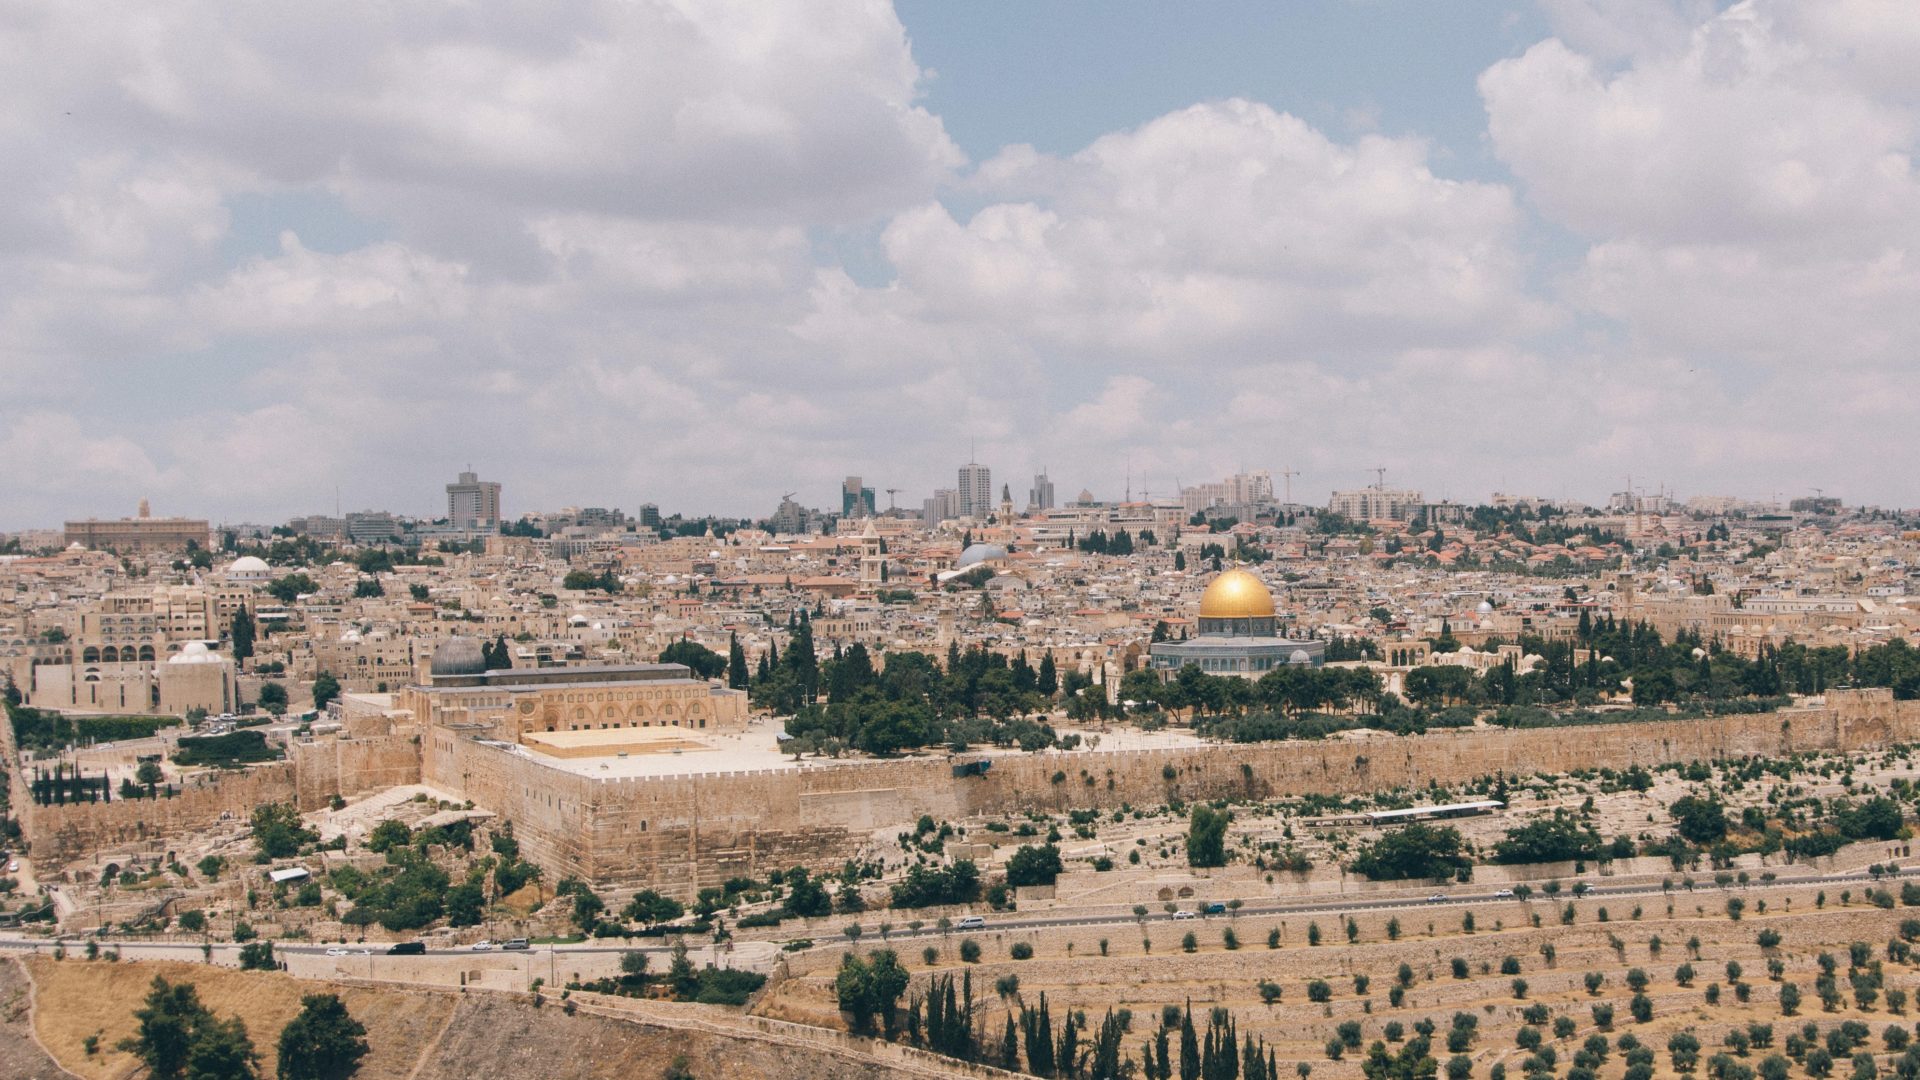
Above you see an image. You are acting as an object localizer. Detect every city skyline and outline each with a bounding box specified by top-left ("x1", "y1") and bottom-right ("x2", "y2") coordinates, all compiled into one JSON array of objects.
[{"x1": 3, "y1": 1, "x2": 1917, "y2": 524}]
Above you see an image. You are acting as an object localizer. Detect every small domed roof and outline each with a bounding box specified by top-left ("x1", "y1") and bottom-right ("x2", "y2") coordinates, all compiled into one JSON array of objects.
[
  {"x1": 1289, "y1": 649, "x2": 1312, "y2": 665},
  {"x1": 227, "y1": 555, "x2": 270, "y2": 576},
  {"x1": 955, "y1": 543, "x2": 1009, "y2": 569},
  {"x1": 1199, "y1": 570, "x2": 1275, "y2": 619},
  {"x1": 169, "y1": 641, "x2": 221, "y2": 664},
  {"x1": 1477, "y1": 600, "x2": 1494, "y2": 615},
  {"x1": 430, "y1": 636, "x2": 487, "y2": 677}
]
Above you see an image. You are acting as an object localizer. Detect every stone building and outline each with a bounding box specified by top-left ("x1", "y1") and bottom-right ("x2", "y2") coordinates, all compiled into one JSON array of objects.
[
  {"x1": 395, "y1": 636, "x2": 749, "y2": 740},
  {"x1": 1147, "y1": 569, "x2": 1324, "y2": 676}
]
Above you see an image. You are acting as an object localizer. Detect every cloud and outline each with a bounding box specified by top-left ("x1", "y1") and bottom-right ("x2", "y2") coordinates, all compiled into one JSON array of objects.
[
  {"x1": 872, "y1": 100, "x2": 1551, "y2": 362},
  {"x1": 0, "y1": 2, "x2": 1915, "y2": 527},
  {"x1": 1482, "y1": 0, "x2": 1920, "y2": 371}
]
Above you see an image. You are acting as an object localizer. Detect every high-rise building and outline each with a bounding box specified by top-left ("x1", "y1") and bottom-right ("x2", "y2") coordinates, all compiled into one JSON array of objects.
[
  {"x1": 1328, "y1": 487, "x2": 1425, "y2": 523},
  {"x1": 1029, "y1": 471, "x2": 1055, "y2": 511},
  {"x1": 446, "y1": 470, "x2": 502, "y2": 529},
  {"x1": 922, "y1": 489, "x2": 960, "y2": 526},
  {"x1": 638, "y1": 503, "x2": 662, "y2": 528},
  {"x1": 957, "y1": 461, "x2": 992, "y2": 519},
  {"x1": 345, "y1": 510, "x2": 401, "y2": 544},
  {"x1": 841, "y1": 475, "x2": 876, "y2": 518}
]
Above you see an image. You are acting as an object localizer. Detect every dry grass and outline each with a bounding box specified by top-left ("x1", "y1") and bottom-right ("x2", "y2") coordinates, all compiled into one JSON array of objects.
[{"x1": 27, "y1": 956, "x2": 455, "y2": 1080}]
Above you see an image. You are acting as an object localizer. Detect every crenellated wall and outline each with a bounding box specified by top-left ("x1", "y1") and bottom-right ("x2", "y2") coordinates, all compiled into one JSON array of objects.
[{"x1": 410, "y1": 689, "x2": 1920, "y2": 899}]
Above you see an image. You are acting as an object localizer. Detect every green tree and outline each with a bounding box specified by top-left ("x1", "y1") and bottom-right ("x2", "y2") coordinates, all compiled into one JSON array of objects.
[
  {"x1": 728, "y1": 633, "x2": 749, "y2": 690},
  {"x1": 249, "y1": 804, "x2": 315, "y2": 860},
  {"x1": 1350, "y1": 823, "x2": 1473, "y2": 880},
  {"x1": 659, "y1": 639, "x2": 727, "y2": 679},
  {"x1": 229, "y1": 609, "x2": 256, "y2": 665},
  {"x1": 623, "y1": 889, "x2": 685, "y2": 926},
  {"x1": 1006, "y1": 845, "x2": 1065, "y2": 888},
  {"x1": 310, "y1": 672, "x2": 341, "y2": 713},
  {"x1": 186, "y1": 1015, "x2": 259, "y2": 1080},
  {"x1": 255, "y1": 682, "x2": 288, "y2": 716},
  {"x1": 352, "y1": 578, "x2": 383, "y2": 599},
  {"x1": 275, "y1": 994, "x2": 369, "y2": 1080},
  {"x1": 1188, "y1": 804, "x2": 1230, "y2": 868}
]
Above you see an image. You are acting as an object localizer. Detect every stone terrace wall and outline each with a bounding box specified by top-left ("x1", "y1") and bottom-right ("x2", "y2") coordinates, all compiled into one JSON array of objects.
[
  {"x1": 425, "y1": 690, "x2": 1919, "y2": 899},
  {"x1": 288, "y1": 735, "x2": 422, "y2": 810},
  {"x1": 23, "y1": 762, "x2": 298, "y2": 865}
]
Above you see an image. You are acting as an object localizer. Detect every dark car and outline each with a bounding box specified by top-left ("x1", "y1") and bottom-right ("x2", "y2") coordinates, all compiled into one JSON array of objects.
[
  {"x1": 386, "y1": 941, "x2": 427, "y2": 955},
  {"x1": 1202, "y1": 902, "x2": 1227, "y2": 915}
]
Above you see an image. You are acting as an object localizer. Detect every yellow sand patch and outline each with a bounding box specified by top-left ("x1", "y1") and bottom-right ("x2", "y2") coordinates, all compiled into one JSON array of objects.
[{"x1": 27, "y1": 956, "x2": 454, "y2": 1080}]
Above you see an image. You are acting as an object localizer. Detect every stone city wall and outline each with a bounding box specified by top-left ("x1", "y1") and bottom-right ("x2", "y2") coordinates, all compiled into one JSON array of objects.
[
  {"x1": 414, "y1": 690, "x2": 1920, "y2": 899},
  {"x1": 287, "y1": 735, "x2": 422, "y2": 810},
  {"x1": 23, "y1": 762, "x2": 298, "y2": 866}
]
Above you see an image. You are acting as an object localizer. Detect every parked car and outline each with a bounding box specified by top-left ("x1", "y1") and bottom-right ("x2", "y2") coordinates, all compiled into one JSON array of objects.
[
  {"x1": 1201, "y1": 902, "x2": 1226, "y2": 915},
  {"x1": 386, "y1": 941, "x2": 426, "y2": 955},
  {"x1": 469, "y1": 940, "x2": 493, "y2": 951},
  {"x1": 503, "y1": 939, "x2": 530, "y2": 951},
  {"x1": 1427, "y1": 893, "x2": 1448, "y2": 903},
  {"x1": 1172, "y1": 910, "x2": 1198, "y2": 921},
  {"x1": 956, "y1": 916, "x2": 986, "y2": 929},
  {"x1": 324, "y1": 947, "x2": 350, "y2": 957},
  {"x1": 1493, "y1": 889, "x2": 1515, "y2": 899}
]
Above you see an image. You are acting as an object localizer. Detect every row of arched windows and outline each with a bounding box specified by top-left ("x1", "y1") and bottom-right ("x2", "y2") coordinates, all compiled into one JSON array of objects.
[{"x1": 81, "y1": 645, "x2": 155, "y2": 663}]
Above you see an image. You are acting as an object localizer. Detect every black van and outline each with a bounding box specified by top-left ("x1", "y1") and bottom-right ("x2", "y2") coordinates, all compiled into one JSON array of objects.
[{"x1": 386, "y1": 941, "x2": 427, "y2": 955}]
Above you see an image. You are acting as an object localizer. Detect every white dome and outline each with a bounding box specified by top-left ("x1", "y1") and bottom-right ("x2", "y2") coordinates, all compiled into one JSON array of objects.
[
  {"x1": 169, "y1": 641, "x2": 221, "y2": 664},
  {"x1": 227, "y1": 555, "x2": 271, "y2": 576},
  {"x1": 955, "y1": 543, "x2": 1009, "y2": 569},
  {"x1": 1477, "y1": 600, "x2": 1494, "y2": 615},
  {"x1": 1289, "y1": 649, "x2": 1312, "y2": 665}
]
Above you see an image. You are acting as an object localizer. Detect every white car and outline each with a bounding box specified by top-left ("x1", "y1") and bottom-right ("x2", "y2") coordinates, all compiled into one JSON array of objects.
[
  {"x1": 469, "y1": 940, "x2": 493, "y2": 951},
  {"x1": 1172, "y1": 910, "x2": 1198, "y2": 921},
  {"x1": 1427, "y1": 893, "x2": 1448, "y2": 903},
  {"x1": 5, "y1": 860, "x2": 17, "y2": 873},
  {"x1": 1493, "y1": 889, "x2": 1515, "y2": 899},
  {"x1": 325, "y1": 947, "x2": 350, "y2": 956}
]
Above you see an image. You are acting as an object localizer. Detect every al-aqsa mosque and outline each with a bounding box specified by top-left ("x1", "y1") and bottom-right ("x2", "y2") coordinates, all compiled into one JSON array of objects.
[{"x1": 1147, "y1": 568, "x2": 1325, "y2": 678}]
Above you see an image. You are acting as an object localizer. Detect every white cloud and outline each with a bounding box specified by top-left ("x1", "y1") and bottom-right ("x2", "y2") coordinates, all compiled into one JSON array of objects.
[
  {"x1": 0, "y1": 2, "x2": 1914, "y2": 526},
  {"x1": 1482, "y1": 0, "x2": 1920, "y2": 375}
]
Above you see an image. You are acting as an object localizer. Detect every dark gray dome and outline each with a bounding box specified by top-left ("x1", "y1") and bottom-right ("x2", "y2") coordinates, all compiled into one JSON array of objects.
[{"x1": 430, "y1": 636, "x2": 486, "y2": 678}]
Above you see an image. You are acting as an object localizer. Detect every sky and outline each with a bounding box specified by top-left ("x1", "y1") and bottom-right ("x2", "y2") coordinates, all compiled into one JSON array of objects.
[{"x1": 3, "y1": 0, "x2": 1917, "y2": 528}]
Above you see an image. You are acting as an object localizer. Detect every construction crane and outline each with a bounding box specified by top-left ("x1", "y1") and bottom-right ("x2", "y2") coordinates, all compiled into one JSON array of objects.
[
  {"x1": 885, "y1": 488, "x2": 902, "y2": 512},
  {"x1": 1367, "y1": 467, "x2": 1387, "y2": 489},
  {"x1": 1279, "y1": 467, "x2": 1299, "y2": 505}
]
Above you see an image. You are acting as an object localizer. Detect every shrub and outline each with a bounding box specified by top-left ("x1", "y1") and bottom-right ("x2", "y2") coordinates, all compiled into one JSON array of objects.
[
  {"x1": 1307, "y1": 980, "x2": 1333, "y2": 1003},
  {"x1": 959, "y1": 939, "x2": 981, "y2": 963},
  {"x1": 1009, "y1": 942, "x2": 1032, "y2": 960}
]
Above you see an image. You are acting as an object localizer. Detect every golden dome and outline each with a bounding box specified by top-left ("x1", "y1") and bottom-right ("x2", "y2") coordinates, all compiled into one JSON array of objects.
[{"x1": 1198, "y1": 569, "x2": 1275, "y2": 619}]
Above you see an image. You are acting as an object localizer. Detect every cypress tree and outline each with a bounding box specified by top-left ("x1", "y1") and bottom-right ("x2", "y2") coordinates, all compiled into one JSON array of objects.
[{"x1": 728, "y1": 632, "x2": 748, "y2": 689}]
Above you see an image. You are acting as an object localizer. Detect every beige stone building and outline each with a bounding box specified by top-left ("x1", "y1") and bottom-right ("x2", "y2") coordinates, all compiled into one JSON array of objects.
[{"x1": 395, "y1": 636, "x2": 749, "y2": 740}]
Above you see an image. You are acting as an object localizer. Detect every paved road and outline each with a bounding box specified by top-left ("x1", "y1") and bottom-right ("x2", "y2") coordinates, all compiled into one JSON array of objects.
[{"x1": 0, "y1": 863, "x2": 1906, "y2": 965}]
